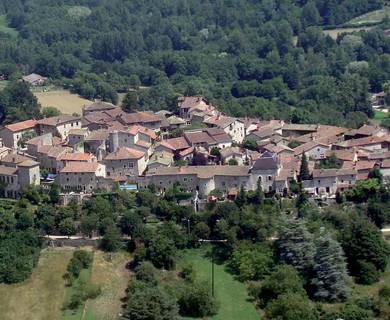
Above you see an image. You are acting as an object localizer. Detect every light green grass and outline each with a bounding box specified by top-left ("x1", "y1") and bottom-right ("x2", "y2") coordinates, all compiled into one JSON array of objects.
[
  {"x1": 60, "y1": 267, "x2": 92, "y2": 320},
  {"x1": 371, "y1": 110, "x2": 388, "y2": 125},
  {"x1": 348, "y1": 7, "x2": 390, "y2": 25},
  {"x1": 0, "y1": 15, "x2": 18, "y2": 37},
  {"x1": 0, "y1": 248, "x2": 73, "y2": 320},
  {"x1": 83, "y1": 251, "x2": 132, "y2": 320},
  {"x1": 180, "y1": 248, "x2": 259, "y2": 320}
]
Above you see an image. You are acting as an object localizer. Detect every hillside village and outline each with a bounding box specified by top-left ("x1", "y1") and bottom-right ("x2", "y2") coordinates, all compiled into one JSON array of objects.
[{"x1": 0, "y1": 95, "x2": 389, "y2": 202}]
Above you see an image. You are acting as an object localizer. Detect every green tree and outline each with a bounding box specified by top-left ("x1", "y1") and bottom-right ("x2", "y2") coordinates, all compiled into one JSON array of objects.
[
  {"x1": 258, "y1": 265, "x2": 306, "y2": 307},
  {"x1": 122, "y1": 91, "x2": 139, "y2": 113},
  {"x1": 42, "y1": 107, "x2": 60, "y2": 118},
  {"x1": 298, "y1": 152, "x2": 310, "y2": 181},
  {"x1": 59, "y1": 218, "x2": 76, "y2": 237},
  {"x1": 178, "y1": 280, "x2": 219, "y2": 317},
  {"x1": 265, "y1": 292, "x2": 319, "y2": 320},
  {"x1": 146, "y1": 234, "x2": 177, "y2": 269},
  {"x1": 342, "y1": 218, "x2": 390, "y2": 283},
  {"x1": 276, "y1": 217, "x2": 315, "y2": 276},
  {"x1": 228, "y1": 158, "x2": 238, "y2": 165},
  {"x1": 229, "y1": 242, "x2": 273, "y2": 281},
  {"x1": 123, "y1": 281, "x2": 178, "y2": 320},
  {"x1": 100, "y1": 225, "x2": 122, "y2": 252},
  {"x1": 311, "y1": 234, "x2": 349, "y2": 302},
  {"x1": 49, "y1": 183, "x2": 60, "y2": 204}
]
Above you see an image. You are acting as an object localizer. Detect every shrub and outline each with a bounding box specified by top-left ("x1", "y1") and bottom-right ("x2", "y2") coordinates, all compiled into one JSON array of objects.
[{"x1": 355, "y1": 260, "x2": 380, "y2": 285}]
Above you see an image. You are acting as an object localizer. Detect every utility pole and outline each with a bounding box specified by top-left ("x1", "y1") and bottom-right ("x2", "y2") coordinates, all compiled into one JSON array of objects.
[{"x1": 198, "y1": 239, "x2": 227, "y2": 297}]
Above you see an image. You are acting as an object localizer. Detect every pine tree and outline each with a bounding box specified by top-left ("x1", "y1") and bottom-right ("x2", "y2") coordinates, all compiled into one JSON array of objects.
[
  {"x1": 298, "y1": 152, "x2": 310, "y2": 182},
  {"x1": 276, "y1": 217, "x2": 315, "y2": 275},
  {"x1": 235, "y1": 185, "x2": 246, "y2": 207},
  {"x1": 311, "y1": 234, "x2": 349, "y2": 302}
]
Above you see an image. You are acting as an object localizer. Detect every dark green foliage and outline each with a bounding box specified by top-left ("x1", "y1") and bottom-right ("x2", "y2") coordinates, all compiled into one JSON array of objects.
[
  {"x1": 123, "y1": 280, "x2": 179, "y2": 320},
  {"x1": 345, "y1": 179, "x2": 380, "y2": 203},
  {"x1": 0, "y1": 230, "x2": 40, "y2": 283},
  {"x1": 368, "y1": 168, "x2": 383, "y2": 184},
  {"x1": 265, "y1": 292, "x2": 319, "y2": 320},
  {"x1": 178, "y1": 279, "x2": 219, "y2": 317},
  {"x1": 355, "y1": 260, "x2": 380, "y2": 285},
  {"x1": 65, "y1": 250, "x2": 93, "y2": 282},
  {"x1": 0, "y1": 0, "x2": 385, "y2": 124},
  {"x1": 135, "y1": 261, "x2": 158, "y2": 285},
  {"x1": 41, "y1": 106, "x2": 60, "y2": 118},
  {"x1": 242, "y1": 139, "x2": 258, "y2": 151},
  {"x1": 229, "y1": 242, "x2": 273, "y2": 281},
  {"x1": 298, "y1": 153, "x2": 310, "y2": 182},
  {"x1": 100, "y1": 225, "x2": 122, "y2": 252},
  {"x1": 323, "y1": 303, "x2": 371, "y2": 320},
  {"x1": 315, "y1": 153, "x2": 342, "y2": 169},
  {"x1": 341, "y1": 218, "x2": 390, "y2": 283},
  {"x1": 311, "y1": 234, "x2": 349, "y2": 302},
  {"x1": 257, "y1": 265, "x2": 306, "y2": 308},
  {"x1": 0, "y1": 82, "x2": 41, "y2": 124},
  {"x1": 145, "y1": 234, "x2": 177, "y2": 270},
  {"x1": 276, "y1": 217, "x2": 315, "y2": 276}
]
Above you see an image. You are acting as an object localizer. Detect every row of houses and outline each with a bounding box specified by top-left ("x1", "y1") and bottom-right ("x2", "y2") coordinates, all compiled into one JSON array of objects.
[{"x1": 0, "y1": 96, "x2": 390, "y2": 199}]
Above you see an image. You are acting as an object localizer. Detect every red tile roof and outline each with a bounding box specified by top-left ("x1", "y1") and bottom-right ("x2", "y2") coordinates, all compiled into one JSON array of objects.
[
  {"x1": 162, "y1": 137, "x2": 190, "y2": 151},
  {"x1": 60, "y1": 162, "x2": 99, "y2": 173},
  {"x1": 105, "y1": 147, "x2": 145, "y2": 160},
  {"x1": 118, "y1": 112, "x2": 160, "y2": 125},
  {"x1": 3, "y1": 119, "x2": 36, "y2": 132},
  {"x1": 59, "y1": 153, "x2": 95, "y2": 162}
]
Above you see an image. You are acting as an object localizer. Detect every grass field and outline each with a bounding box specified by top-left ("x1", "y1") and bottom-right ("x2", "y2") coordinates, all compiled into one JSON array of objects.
[
  {"x1": 348, "y1": 7, "x2": 390, "y2": 25},
  {"x1": 83, "y1": 251, "x2": 131, "y2": 320},
  {"x1": 370, "y1": 109, "x2": 388, "y2": 125},
  {"x1": 0, "y1": 248, "x2": 73, "y2": 320},
  {"x1": 0, "y1": 15, "x2": 18, "y2": 37},
  {"x1": 180, "y1": 248, "x2": 259, "y2": 320},
  {"x1": 323, "y1": 26, "x2": 373, "y2": 39},
  {"x1": 34, "y1": 90, "x2": 93, "y2": 115},
  {"x1": 60, "y1": 266, "x2": 93, "y2": 320}
]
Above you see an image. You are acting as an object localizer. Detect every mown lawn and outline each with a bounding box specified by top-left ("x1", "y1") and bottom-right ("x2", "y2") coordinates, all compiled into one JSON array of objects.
[
  {"x1": 180, "y1": 248, "x2": 259, "y2": 320},
  {"x1": 83, "y1": 251, "x2": 131, "y2": 320},
  {"x1": 60, "y1": 254, "x2": 94, "y2": 320},
  {"x1": 0, "y1": 248, "x2": 73, "y2": 320}
]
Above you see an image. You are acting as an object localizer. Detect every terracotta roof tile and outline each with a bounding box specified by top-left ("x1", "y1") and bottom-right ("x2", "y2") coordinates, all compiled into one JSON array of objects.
[
  {"x1": 105, "y1": 147, "x2": 145, "y2": 160},
  {"x1": 3, "y1": 119, "x2": 36, "y2": 132},
  {"x1": 60, "y1": 162, "x2": 100, "y2": 173}
]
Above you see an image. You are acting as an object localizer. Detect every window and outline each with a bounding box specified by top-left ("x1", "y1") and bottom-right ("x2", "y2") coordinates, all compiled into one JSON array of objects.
[
  {"x1": 268, "y1": 175, "x2": 272, "y2": 181},
  {"x1": 326, "y1": 187, "x2": 330, "y2": 193},
  {"x1": 268, "y1": 186, "x2": 272, "y2": 191}
]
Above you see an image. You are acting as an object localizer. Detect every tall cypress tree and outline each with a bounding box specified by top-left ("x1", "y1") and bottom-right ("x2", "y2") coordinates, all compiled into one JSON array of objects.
[
  {"x1": 311, "y1": 234, "x2": 349, "y2": 302},
  {"x1": 276, "y1": 217, "x2": 315, "y2": 276},
  {"x1": 298, "y1": 152, "x2": 310, "y2": 182}
]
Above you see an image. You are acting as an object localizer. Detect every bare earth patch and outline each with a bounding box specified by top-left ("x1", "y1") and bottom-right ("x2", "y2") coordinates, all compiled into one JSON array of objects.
[
  {"x1": 0, "y1": 248, "x2": 74, "y2": 320},
  {"x1": 34, "y1": 90, "x2": 93, "y2": 115}
]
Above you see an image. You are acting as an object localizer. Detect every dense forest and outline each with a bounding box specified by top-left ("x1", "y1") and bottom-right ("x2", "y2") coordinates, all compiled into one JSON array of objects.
[{"x1": 0, "y1": 0, "x2": 388, "y2": 126}]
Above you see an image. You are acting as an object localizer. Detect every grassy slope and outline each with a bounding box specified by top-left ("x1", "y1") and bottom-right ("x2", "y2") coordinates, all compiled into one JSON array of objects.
[
  {"x1": 180, "y1": 248, "x2": 259, "y2": 320},
  {"x1": 370, "y1": 110, "x2": 388, "y2": 125},
  {"x1": 0, "y1": 15, "x2": 18, "y2": 37},
  {"x1": 83, "y1": 251, "x2": 131, "y2": 320},
  {"x1": 348, "y1": 7, "x2": 390, "y2": 25},
  {"x1": 0, "y1": 248, "x2": 73, "y2": 320},
  {"x1": 34, "y1": 90, "x2": 93, "y2": 115},
  {"x1": 60, "y1": 258, "x2": 93, "y2": 320}
]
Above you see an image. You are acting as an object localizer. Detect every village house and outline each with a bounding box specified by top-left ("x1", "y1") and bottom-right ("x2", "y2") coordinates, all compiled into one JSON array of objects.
[
  {"x1": 107, "y1": 126, "x2": 156, "y2": 157},
  {"x1": 57, "y1": 152, "x2": 97, "y2": 172},
  {"x1": 22, "y1": 73, "x2": 47, "y2": 86},
  {"x1": 37, "y1": 145, "x2": 72, "y2": 174},
  {"x1": 220, "y1": 147, "x2": 245, "y2": 165},
  {"x1": 178, "y1": 96, "x2": 216, "y2": 121},
  {"x1": 203, "y1": 115, "x2": 245, "y2": 143},
  {"x1": 58, "y1": 162, "x2": 106, "y2": 192},
  {"x1": 345, "y1": 124, "x2": 387, "y2": 140},
  {"x1": 342, "y1": 160, "x2": 378, "y2": 181},
  {"x1": 0, "y1": 119, "x2": 37, "y2": 149},
  {"x1": 138, "y1": 165, "x2": 255, "y2": 197},
  {"x1": 282, "y1": 124, "x2": 318, "y2": 138},
  {"x1": 67, "y1": 128, "x2": 89, "y2": 152},
  {"x1": 147, "y1": 151, "x2": 173, "y2": 172},
  {"x1": 333, "y1": 136, "x2": 389, "y2": 152},
  {"x1": 0, "y1": 152, "x2": 36, "y2": 168},
  {"x1": 117, "y1": 111, "x2": 162, "y2": 131},
  {"x1": 304, "y1": 169, "x2": 357, "y2": 197},
  {"x1": 293, "y1": 141, "x2": 331, "y2": 160},
  {"x1": 0, "y1": 159, "x2": 40, "y2": 198},
  {"x1": 380, "y1": 159, "x2": 390, "y2": 181},
  {"x1": 104, "y1": 147, "x2": 147, "y2": 179},
  {"x1": 250, "y1": 152, "x2": 280, "y2": 193},
  {"x1": 36, "y1": 115, "x2": 81, "y2": 139},
  {"x1": 84, "y1": 129, "x2": 110, "y2": 160},
  {"x1": 82, "y1": 101, "x2": 118, "y2": 116}
]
